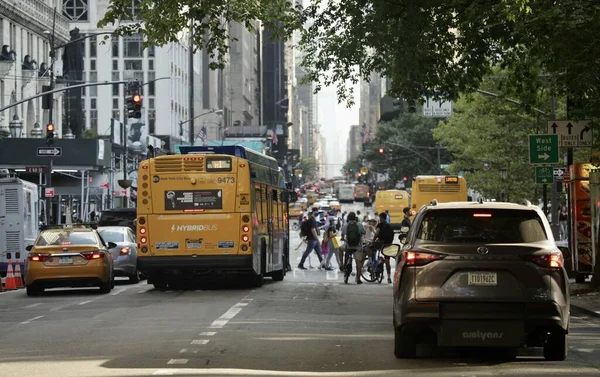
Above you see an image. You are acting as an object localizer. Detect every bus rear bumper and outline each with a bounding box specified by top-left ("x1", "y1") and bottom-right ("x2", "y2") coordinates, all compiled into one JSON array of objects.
[{"x1": 138, "y1": 255, "x2": 254, "y2": 277}]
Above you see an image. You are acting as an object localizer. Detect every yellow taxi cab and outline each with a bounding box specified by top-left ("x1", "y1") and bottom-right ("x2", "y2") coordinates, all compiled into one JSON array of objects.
[
  {"x1": 289, "y1": 202, "x2": 307, "y2": 217},
  {"x1": 24, "y1": 226, "x2": 115, "y2": 296}
]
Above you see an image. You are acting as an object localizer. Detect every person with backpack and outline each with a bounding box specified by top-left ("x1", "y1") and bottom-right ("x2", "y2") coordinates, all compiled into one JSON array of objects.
[
  {"x1": 373, "y1": 212, "x2": 395, "y2": 283},
  {"x1": 341, "y1": 212, "x2": 366, "y2": 284},
  {"x1": 297, "y1": 207, "x2": 324, "y2": 270}
]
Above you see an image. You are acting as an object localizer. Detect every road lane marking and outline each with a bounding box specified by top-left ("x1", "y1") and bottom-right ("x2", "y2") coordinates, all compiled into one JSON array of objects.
[
  {"x1": 110, "y1": 288, "x2": 126, "y2": 296},
  {"x1": 24, "y1": 303, "x2": 42, "y2": 308},
  {"x1": 19, "y1": 315, "x2": 43, "y2": 325},
  {"x1": 209, "y1": 300, "x2": 248, "y2": 329},
  {"x1": 190, "y1": 340, "x2": 210, "y2": 345},
  {"x1": 153, "y1": 370, "x2": 179, "y2": 375},
  {"x1": 78, "y1": 300, "x2": 92, "y2": 305},
  {"x1": 199, "y1": 332, "x2": 217, "y2": 336},
  {"x1": 179, "y1": 349, "x2": 199, "y2": 354},
  {"x1": 138, "y1": 288, "x2": 153, "y2": 294},
  {"x1": 167, "y1": 359, "x2": 188, "y2": 365}
]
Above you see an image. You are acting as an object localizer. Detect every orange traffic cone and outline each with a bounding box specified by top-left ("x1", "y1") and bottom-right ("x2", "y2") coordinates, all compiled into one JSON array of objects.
[
  {"x1": 4, "y1": 261, "x2": 16, "y2": 290},
  {"x1": 14, "y1": 263, "x2": 23, "y2": 289}
]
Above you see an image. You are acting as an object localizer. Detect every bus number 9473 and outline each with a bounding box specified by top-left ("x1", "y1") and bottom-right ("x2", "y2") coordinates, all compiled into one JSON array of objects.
[{"x1": 217, "y1": 177, "x2": 235, "y2": 184}]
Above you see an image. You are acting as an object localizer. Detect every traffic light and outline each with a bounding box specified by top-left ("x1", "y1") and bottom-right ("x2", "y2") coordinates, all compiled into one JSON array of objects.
[
  {"x1": 46, "y1": 123, "x2": 55, "y2": 145},
  {"x1": 403, "y1": 176, "x2": 408, "y2": 181},
  {"x1": 126, "y1": 94, "x2": 143, "y2": 119},
  {"x1": 378, "y1": 147, "x2": 385, "y2": 155},
  {"x1": 407, "y1": 100, "x2": 417, "y2": 113}
]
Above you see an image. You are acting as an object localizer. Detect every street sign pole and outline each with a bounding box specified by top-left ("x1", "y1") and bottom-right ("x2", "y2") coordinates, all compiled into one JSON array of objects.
[
  {"x1": 549, "y1": 96, "x2": 560, "y2": 240},
  {"x1": 46, "y1": 158, "x2": 53, "y2": 226}
]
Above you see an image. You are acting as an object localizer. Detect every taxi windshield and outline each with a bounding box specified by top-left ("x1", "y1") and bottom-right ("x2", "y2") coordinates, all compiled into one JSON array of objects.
[{"x1": 35, "y1": 231, "x2": 98, "y2": 246}]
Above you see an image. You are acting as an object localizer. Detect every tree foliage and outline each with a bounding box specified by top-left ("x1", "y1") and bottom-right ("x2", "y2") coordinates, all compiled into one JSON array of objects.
[
  {"x1": 348, "y1": 114, "x2": 446, "y2": 188},
  {"x1": 299, "y1": 0, "x2": 600, "y2": 113},
  {"x1": 98, "y1": 0, "x2": 303, "y2": 69},
  {"x1": 432, "y1": 76, "x2": 562, "y2": 202}
]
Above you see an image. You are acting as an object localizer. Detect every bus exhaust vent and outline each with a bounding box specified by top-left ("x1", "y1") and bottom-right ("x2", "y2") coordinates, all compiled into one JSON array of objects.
[
  {"x1": 183, "y1": 160, "x2": 204, "y2": 172},
  {"x1": 418, "y1": 184, "x2": 440, "y2": 193},
  {"x1": 4, "y1": 189, "x2": 19, "y2": 213},
  {"x1": 439, "y1": 185, "x2": 461, "y2": 193},
  {"x1": 154, "y1": 158, "x2": 183, "y2": 172},
  {"x1": 5, "y1": 231, "x2": 20, "y2": 251}
]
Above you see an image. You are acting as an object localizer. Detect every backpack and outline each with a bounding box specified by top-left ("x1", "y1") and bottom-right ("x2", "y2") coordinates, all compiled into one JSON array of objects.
[
  {"x1": 300, "y1": 219, "x2": 312, "y2": 237},
  {"x1": 346, "y1": 221, "x2": 361, "y2": 247}
]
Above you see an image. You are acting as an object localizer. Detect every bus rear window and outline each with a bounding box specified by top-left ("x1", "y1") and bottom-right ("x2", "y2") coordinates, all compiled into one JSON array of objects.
[{"x1": 206, "y1": 157, "x2": 232, "y2": 172}]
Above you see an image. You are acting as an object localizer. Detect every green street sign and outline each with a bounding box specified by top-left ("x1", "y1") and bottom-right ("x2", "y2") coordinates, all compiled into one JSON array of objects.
[
  {"x1": 529, "y1": 134, "x2": 559, "y2": 164},
  {"x1": 535, "y1": 166, "x2": 554, "y2": 184}
]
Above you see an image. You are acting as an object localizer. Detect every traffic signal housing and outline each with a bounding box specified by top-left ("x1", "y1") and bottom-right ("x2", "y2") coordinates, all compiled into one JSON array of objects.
[
  {"x1": 378, "y1": 147, "x2": 385, "y2": 156},
  {"x1": 46, "y1": 123, "x2": 55, "y2": 145},
  {"x1": 127, "y1": 94, "x2": 143, "y2": 119}
]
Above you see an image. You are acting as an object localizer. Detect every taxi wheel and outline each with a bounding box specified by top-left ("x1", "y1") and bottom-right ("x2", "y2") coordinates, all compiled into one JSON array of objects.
[
  {"x1": 26, "y1": 285, "x2": 43, "y2": 297},
  {"x1": 99, "y1": 278, "x2": 112, "y2": 294}
]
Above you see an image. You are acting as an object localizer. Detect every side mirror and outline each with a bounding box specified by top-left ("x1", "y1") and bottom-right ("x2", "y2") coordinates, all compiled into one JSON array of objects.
[
  {"x1": 107, "y1": 242, "x2": 117, "y2": 249},
  {"x1": 381, "y1": 244, "x2": 401, "y2": 258},
  {"x1": 25, "y1": 245, "x2": 33, "y2": 251}
]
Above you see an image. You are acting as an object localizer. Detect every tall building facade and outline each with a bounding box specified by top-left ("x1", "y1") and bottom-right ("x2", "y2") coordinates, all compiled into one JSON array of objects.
[
  {"x1": 346, "y1": 124, "x2": 361, "y2": 161},
  {"x1": 63, "y1": 0, "x2": 202, "y2": 145},
  {"x1": 358, "y1": 71, "x2": 382, "y2": 147},
  {"x1": 0, "y1": 0, "x2": 70, "y2": 137}
]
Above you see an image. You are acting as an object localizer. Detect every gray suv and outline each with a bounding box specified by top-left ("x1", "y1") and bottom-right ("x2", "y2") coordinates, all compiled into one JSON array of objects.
[{"x1": 390, "y1": 201, "x2": 569, "y2": 360}]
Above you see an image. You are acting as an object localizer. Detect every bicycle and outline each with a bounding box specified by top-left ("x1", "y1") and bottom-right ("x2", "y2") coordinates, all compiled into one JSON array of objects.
[{"x1": 361, "y1": 243, "x2": 385, "y2": 283}]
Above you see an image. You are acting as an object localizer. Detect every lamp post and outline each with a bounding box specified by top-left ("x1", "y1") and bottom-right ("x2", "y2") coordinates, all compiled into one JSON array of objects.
[
  {"x1": 9, "y1": 114, "x2": 23, "y2": 138},
  {"x1": 30, "y1": 121, "x2": 43, "y2": 138},
  {"x1": 500, "y1": 167, "x2": 507, "y2": 202}
]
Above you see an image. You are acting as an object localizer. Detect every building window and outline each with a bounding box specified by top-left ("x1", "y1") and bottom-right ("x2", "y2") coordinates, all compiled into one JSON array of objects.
[
  {"x1": 147, "y1": 46, "x2": 155, "y2": 57},
  {"x1": 149, "y1": 98, "x2": 155, "y2": 109},
  {"x1": 148, "y1": 110, "x2": 156, "y2": 134},
  {"x1": 112, "y1": 72, "x2": 120, "y2": 96},
  {"x1": 113, "y1": 98, "x2": 119, "y2": 109},
  {"x1": 91, "y1": 98, "x2": 97, "y2": 109},
  {"x1": 112, "y1": 60, "x2": 118, "y2": 71},
  {"x1": 124, "y1": 35, "x2": 143, "y2": 57},
  {"x1": 90, "y1": 110, "x2": 98, "y2": 132},
  {"x1": 124, "y1": 59, "x2": 142, "y2": 70},
  {"x1": 148, "y1": 71, "x2": 155, "y2": 96},
  {"x1": 89, "y1": 35, "x2": 96, "y2": 57},
  {"x1": 112, "y1": 110, "x2": 120, "y2": 119},
  {"x1": 113, "y1": 84, "x2": 119, "y2": 96},
  {"x1": 112, "y1": 38, "x2": 119, "y2": 57},
  {"x1": 148, "y1": 59, "x2": 154, "y2": 70},
  {"x1": 89, "y1": 72, "x2": 97, "y2": 96},
  {"x1": 63, "y1": 0, "x2": 88, "y2": 21}
]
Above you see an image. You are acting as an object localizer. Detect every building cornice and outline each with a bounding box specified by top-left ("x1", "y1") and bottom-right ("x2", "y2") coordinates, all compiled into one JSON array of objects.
[{"x1": 0, "y1": 0, "x2": 70, "y2": 45}]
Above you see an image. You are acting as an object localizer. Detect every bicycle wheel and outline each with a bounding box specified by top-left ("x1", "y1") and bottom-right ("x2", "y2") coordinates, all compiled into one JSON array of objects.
[
  {"x1": 376, "y1": 265, "x2": 384, "y2": 283},
  {"x1": 361, "y1": 262, "x2": 378, "y2": 282}
]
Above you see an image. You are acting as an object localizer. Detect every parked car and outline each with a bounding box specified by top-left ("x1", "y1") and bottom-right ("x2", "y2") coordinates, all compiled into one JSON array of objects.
[{"x1": 390, "y1": 201, "x2": 569, "y2": 360}]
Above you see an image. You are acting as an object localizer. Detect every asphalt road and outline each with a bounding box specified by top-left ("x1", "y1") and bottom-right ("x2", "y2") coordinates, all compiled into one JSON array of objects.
[{"x1": 1, "y1": 202, "x2": 600, "y2": 377}]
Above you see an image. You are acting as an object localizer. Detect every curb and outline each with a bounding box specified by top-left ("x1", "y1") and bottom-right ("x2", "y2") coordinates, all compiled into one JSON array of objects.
[{"x1": 571, "y1": 303, "x2": 600, "y2": 319}]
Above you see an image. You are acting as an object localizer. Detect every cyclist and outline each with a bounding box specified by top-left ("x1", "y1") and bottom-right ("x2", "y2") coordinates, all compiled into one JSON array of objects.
[
  {"x1": 341, "y1": 212, "x2": 366, "y2": 284},
  {"x1": 372, "y1": 212, "x2": 395, "y2": 283}
]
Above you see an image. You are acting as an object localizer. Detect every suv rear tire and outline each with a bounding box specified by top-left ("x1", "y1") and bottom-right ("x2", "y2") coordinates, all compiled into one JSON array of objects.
[
  {"x1": 544, "y1": 331, "x2": 567, "y2": 361},
  {"x1": 394, "y1": 327, "x2": 417, "y2": 358}
]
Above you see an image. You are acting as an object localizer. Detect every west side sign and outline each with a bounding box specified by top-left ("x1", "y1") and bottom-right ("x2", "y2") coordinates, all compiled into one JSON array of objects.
[{"x1": 547, "y1": 120, "x2": 592, "y2": 147}]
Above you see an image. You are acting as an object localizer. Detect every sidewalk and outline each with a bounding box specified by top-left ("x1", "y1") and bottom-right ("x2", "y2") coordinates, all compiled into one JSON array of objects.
[{"x1": 571, "y1": 283, "x2": 600, "y2": 318}]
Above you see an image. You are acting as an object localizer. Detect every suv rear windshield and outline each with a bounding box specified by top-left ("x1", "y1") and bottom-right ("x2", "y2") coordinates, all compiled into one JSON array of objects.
[{"x1": 417, "y1": 209, "x2": 547, "y2": 243}]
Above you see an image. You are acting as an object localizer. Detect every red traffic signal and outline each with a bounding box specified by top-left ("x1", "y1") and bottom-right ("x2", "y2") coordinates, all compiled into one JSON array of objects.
[
  {"x1": 46, "y1": 123, "x2": 55, "y2": 132},
  {"x1": 403, "y1": 176, "x2": 408, "y2": 181},
  {"x1": 132, "y1": 94, "x2": 142, "y2": 103},
  {"x1": 378, "y1": 147, "x2": 384, "y2": 154}
]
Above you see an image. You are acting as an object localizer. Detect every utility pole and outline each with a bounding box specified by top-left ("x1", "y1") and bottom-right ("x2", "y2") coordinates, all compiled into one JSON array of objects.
[
  {"x1": 45, "y1": 9, "x2": 57, "y2": 225},
  {"x1": 188, "y1": 22, "x2": 195, "y2": 145},
  {"x1": 549, "y1": 95, "x2": 559, "y2": 240}
]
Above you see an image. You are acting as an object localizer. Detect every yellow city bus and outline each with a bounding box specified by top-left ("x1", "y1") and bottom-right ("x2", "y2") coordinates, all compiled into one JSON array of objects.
[
  {"x1": 354, "y1": 183, "x2": 370, "y2": 202},
  {"x1": 410, "y1": 175, "x2": 468, "y2": 216},
  {"x1": 375, "y1": 189, "x2": 410, "y2": 229},
  {"x1": 136, "y1": 145, "x2": 289, "y2": 288}
]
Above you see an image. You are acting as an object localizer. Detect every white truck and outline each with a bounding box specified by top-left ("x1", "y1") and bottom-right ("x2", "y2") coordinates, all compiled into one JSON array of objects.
[
  {"x1": 0, "y1": 170, "x2": 39, "y2": 276},
  {"x1": 338, "y1": 183, "x2": 356, "y2": 203}
]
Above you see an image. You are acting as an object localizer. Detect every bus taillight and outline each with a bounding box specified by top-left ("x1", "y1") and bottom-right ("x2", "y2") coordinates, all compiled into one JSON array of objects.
[
  {"x1": 140, "y1": 227, "x2": 147, "y2": 234},
  {"x1": 242, "y1": 225, "x2": 250, "y2": 233},
  {"x1": 140, "y1": 237, "x2": 147, "y2": 244},
  {"x1": 242, "y1": 235, "x2": 250, "y2": 243}
]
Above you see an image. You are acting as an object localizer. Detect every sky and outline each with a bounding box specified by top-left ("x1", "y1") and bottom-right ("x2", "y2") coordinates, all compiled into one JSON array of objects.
[{"x1": 317, "y1": 84, "x2": 360, "y2": 179}]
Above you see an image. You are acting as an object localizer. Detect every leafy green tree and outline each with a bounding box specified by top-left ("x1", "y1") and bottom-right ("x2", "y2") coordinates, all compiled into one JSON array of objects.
[
  {"x1": 297, "y1": 157, "x2": 318, "y2": 181},
  {"x1": 357, "y1": 114, "x2": 447, "y2": 188},
  {"x1": 342, "y1": 156, "x2": 362, "y2": 177},
  {"x1": 99, "y1": 0, "x2": 303, "y2": 70},
  {"x1": 299, "y1": 0, "x2": 600, "y2": 114},
  {"x1": 432, "y1": 78, "x2": 560, "y2": 202}
]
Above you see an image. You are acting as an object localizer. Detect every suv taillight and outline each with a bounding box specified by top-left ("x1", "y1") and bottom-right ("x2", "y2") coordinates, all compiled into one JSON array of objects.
[
  {"x1": 28, "y1": 254, "x2": 50, "y2": 262},
  {"x1": 522, "y1": 252, "x2": 563, "y2": 268},
  {"x1": 82, "y1": 252, "x2": 105, "y2": 260},
  {"x1": 120, "y1": 247, "x2": 131, "y2": 255},
  {"x1": 404, "y1": 251, "x2": 444, "y2": 266}
]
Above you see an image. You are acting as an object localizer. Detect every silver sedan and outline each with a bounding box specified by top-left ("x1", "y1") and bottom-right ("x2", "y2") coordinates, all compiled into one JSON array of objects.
[{"x1": 97, "y1": 226, "x2": 141, "y2": 283}]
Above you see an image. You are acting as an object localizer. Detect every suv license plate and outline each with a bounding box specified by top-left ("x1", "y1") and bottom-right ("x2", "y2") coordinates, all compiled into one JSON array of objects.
[
  {"x1": 468, "y1": 272, "x2": 497, "y2": 286},
  {"x1": 59, "y1": 257, "x2": 73, "y2": 265}
]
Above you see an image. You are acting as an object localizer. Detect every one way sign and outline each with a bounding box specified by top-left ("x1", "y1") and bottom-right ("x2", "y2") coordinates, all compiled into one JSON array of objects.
[
  {"x1": 548, "y1": 120, "x2": 592, "y2": 147},
  {"x1": 37, "y1": 147, "x2": 62, "y2": 157}
]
